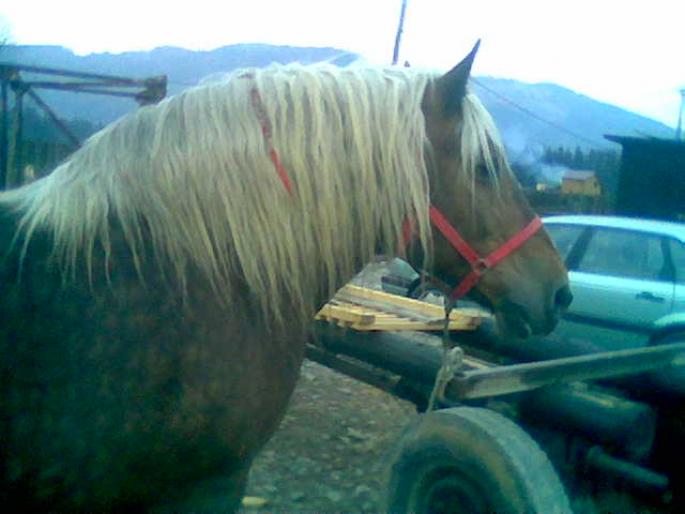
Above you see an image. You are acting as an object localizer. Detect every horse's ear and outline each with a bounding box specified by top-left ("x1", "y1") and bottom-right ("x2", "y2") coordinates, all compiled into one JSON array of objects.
[{"x1": 437, "y1": 40, "x2": 480, "y2": 117}]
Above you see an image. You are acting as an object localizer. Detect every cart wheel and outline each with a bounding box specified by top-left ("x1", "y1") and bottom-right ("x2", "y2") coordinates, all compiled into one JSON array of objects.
[
  {"x1": 386, "y1": 407, "x2": 571, "y2": 514},
  {"x1": 647, "y1": 331, "x2": 685, "y2": 398},
  {"x1": 647, "y1": 331, "x2": 685, "y2": 509}
]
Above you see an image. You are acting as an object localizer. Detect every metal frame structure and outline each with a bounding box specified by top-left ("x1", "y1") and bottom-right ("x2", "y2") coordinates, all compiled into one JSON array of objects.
[{"x1": 0, "y1": 62, "x2": 167, "y2": 189}]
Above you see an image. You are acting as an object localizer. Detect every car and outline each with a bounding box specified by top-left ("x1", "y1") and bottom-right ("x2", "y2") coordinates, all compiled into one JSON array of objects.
[
  {"x1": 544, "y1": 215, "x2": 685, "y2": 350},
  {"x1": 382, "y1": 215, "x2": 685, "y2": 351}
]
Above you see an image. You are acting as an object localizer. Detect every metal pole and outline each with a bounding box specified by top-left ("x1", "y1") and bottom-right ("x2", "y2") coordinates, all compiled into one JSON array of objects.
[
  {"x1": 0, "y1": 74, "x2": 8, "y2": 189},
  {"x1": 0, "y1": 62, "x2": 151, "y2": 86},
  {"x1": 8, "y1": 86, "x2": 25, "y2": 188},
  {"x1": 392, "y1": 0, "x2": 408, "y2": 65},
  {"x1": 26, "y1": 88, "x2": 80, "y2": 150},
  {"x1": 26, "y1": 84, "x2": 146, "y2": 99},
  {"x1": 676, "y1": 88, "x2": 685, "y2": 140},
  {"x1": 447, "y1": 341, "x2": 685, "y2": 400}
]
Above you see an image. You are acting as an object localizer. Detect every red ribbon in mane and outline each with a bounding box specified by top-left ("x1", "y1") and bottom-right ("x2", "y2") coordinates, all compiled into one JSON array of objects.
[{"x1": 244, "y1": 75, "x2": 293, "y2": 195}]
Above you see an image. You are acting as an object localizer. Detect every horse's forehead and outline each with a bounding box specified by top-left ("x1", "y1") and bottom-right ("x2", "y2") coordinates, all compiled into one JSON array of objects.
[
  {"x1": 420, "y1": 86, "x2": 463, "y2": 151},
  {"x1": 419, "y1": 79, "x2": 440, "y2": 114}
]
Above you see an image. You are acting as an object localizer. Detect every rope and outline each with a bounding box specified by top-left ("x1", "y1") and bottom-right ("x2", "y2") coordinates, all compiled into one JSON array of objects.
[{"x1": 426, "y1": 300, "x2": 464, "y2": 411}]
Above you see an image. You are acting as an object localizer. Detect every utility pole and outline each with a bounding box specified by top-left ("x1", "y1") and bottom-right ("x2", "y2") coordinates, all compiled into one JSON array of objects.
[
  {"x1": 392, "y1": 0, "x2": 408, "y2": 65},
  {"x1": 676, "y1": 88, "x2": 685, "y2": 140}
]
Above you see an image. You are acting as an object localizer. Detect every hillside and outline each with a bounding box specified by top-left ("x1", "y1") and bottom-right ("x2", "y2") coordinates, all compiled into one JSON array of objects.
[
  {"x1": 1, "y1": 44, "x2": 675, "y2": 160},
  {"x1": 473, "y1": 77, "x2": 674, "y2": 154}
]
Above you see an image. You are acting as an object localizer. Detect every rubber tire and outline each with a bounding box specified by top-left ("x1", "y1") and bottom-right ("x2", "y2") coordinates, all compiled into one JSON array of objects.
[
  {"x1": 386, "y1": 407, "x2": 571, "y2": 514},
  {"x1": 647, "y1": 331, "x2": 685, "y2": 510},
  {"x1": 647, "y1": 331, "x2": 685, "y2": 398}
]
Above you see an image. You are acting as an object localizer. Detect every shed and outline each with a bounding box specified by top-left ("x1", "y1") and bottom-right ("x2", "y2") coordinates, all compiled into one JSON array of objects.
[
  {"x1": 606, "y1": 135, "x2": 685, "y2": 221},
  {"x1": 561, "y1": 170, "x2": 602, "y2": 196}
]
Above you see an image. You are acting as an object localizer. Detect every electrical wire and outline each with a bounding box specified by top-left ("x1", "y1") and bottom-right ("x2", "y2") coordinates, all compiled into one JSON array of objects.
[{"x1": 471, "y1": 77, "x2": 605, "y2": 150}]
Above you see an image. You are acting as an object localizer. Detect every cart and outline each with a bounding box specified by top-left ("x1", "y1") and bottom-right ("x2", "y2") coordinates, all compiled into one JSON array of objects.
[{"x1": 309, "y1": 284, "x2": 685, "y2": 513}]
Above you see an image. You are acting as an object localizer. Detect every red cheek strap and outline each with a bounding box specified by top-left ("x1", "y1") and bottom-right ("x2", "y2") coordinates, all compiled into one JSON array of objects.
[{"x1": 405, "y1": 207, "x2": 542, "y2": 301}]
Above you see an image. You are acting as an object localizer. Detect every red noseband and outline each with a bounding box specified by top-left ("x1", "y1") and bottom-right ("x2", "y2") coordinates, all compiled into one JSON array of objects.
[{"x1": 408, "y1": 207, "x2": 543, "y2": 302}]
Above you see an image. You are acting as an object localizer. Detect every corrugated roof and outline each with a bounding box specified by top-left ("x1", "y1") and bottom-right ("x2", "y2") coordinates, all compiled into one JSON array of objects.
[
  {"x1": 563, "y1": 170, "x2": 596, "y2": 181},
  {"x1": 605, "y1": 134, "x2": 685, "y2": 148}
]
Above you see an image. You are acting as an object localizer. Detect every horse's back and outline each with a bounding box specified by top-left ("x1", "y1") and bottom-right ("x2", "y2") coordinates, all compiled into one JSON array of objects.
[{"x1": 0, "y1": 204, "x2": 303, "y2": 512}]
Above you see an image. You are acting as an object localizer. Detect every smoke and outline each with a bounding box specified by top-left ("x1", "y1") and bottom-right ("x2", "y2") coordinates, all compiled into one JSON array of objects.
[{"x1": 502, "y1": 127, "x2": 567, "y2": 186}]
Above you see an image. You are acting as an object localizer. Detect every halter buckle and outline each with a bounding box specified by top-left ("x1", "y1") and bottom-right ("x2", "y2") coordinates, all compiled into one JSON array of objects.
[{"x1": 473, "y1": 257, "x2": 489, "y2": 276}]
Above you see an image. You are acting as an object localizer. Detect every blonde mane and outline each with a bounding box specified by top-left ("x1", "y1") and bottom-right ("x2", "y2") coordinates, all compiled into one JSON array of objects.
[{"x1": 0, "y1": 63, "x2": 507, "y2": 324}]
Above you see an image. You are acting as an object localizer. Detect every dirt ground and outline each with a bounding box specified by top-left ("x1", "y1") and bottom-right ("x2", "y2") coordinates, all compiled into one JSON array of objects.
[
  {"x1": 240, "y1": 360, "x2": 416, "y2": 513},
  {"x1": 240, "y1": 262, "x2": 419, "y2": 513}
]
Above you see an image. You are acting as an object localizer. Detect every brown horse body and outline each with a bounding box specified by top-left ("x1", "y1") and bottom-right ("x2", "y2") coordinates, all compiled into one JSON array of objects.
[
  {"x1": 0, "y1": 46, "x2": 569, "y2": 511},
  {"x1": 0, "y1": 211, "x2": 308, "y2": 512}
]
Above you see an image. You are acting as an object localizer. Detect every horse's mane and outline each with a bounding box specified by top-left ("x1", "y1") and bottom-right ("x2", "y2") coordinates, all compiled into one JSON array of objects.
[{"x1": 0, "y1": 63, "x2": 508, "y2": 324}]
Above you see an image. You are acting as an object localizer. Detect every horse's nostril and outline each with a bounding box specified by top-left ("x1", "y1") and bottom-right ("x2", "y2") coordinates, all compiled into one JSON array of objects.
[{"x1": 555, "y1": 285, "x2": 573, "y2": 310}]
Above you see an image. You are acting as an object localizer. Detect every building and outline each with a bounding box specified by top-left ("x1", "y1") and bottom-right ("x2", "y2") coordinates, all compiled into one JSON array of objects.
[
  {"x1": 606, "y1": 135, "x2": 685, "y2": 221},
  {"x1": 561, "y1": 170, "x2": 602, "y2": 196}
]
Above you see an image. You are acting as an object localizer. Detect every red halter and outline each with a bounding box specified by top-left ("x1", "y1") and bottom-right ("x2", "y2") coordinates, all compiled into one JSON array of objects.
[{"x1": 412, "y1": 207, "x2": 542, "y2": 302}]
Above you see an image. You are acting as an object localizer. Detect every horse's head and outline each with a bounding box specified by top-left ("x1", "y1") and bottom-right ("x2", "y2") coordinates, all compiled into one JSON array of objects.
[{"x1": 415, "y1": 42, "x2": 571, "y2": 338}]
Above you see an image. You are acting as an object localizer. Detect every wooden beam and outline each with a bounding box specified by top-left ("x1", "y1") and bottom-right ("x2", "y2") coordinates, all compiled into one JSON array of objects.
[
  {"x1": 339, "y1": 284, "x2": 488, "y2": 321},
  {"x1": 315, "y1": 284, "x2": 486, "y2": 331}
]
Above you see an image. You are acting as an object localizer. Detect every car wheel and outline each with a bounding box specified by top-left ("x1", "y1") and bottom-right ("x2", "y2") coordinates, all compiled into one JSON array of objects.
[
  {"x1": 646, "y1": 330, "x2": 685, "y2": 398},
  {"x1": 386, "y1": 407, "x2": 571, "y2": 514},
  {"x1": 646, "y1": 331, "x2": 685, "y2": 510}
]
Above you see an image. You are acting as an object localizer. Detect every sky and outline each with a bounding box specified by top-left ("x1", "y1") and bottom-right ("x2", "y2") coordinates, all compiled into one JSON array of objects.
[{"x1": 1, "y1": 0, "x2": 683, "y2": 127}]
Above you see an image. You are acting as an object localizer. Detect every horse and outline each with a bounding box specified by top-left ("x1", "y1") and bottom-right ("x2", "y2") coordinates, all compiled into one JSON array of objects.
[{"x1": 0, "y1": 43, "x2": 570, "y2": 512}]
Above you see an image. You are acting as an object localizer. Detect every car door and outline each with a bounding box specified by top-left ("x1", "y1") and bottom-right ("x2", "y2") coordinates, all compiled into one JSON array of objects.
[{"x1": 564, "y1": 227, "x2": 675, "y2": 350}]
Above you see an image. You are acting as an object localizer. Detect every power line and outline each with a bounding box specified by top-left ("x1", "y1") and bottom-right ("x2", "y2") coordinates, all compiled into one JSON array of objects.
[{"x1": 471, "y1": 77, "x2": 603, "y2": 149}]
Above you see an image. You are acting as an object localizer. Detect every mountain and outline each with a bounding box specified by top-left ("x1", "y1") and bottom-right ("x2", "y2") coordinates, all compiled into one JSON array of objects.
[
  {"x1": 472, "y1": 77, "x2": 674, "y2": 157},
  {"x1": 1, "y1": 44, "x2": 357, "y2": 128},
  {"x1": 1, "y1": 44, "x2": 675, "y2": 160}
]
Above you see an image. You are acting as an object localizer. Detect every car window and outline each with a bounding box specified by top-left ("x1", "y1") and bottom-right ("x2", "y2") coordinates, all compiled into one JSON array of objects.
[
  {"x1": 577, "y1": 228, "x2": 669, "y2": 281},
  {"x1": 669, "y1": 240, "x2": 685, "y2": 284},
  {"x1": 544, "y1": 224, "x2": 584, "y2": 261}
]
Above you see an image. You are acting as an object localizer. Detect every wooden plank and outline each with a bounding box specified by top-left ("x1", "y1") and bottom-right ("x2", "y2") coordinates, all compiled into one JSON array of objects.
[
  {"x1": 316, "y1": 304, "x2": 480, "y2": 331},
  {"x1": 341, "y1": 284, "x2": 448, "y2": 317},
  {"x1": 351, "y1": 318, "x2": 478, "y2": 332},
  {"x1": 317, "y1": 304, "x2": 375, "y2": 326},
  {"x1": 315, "y1": 285, "x2": 487, "y2": 332},
  {"x1": 340, "y1": 284, "x2": 488, "y2": 322}
]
